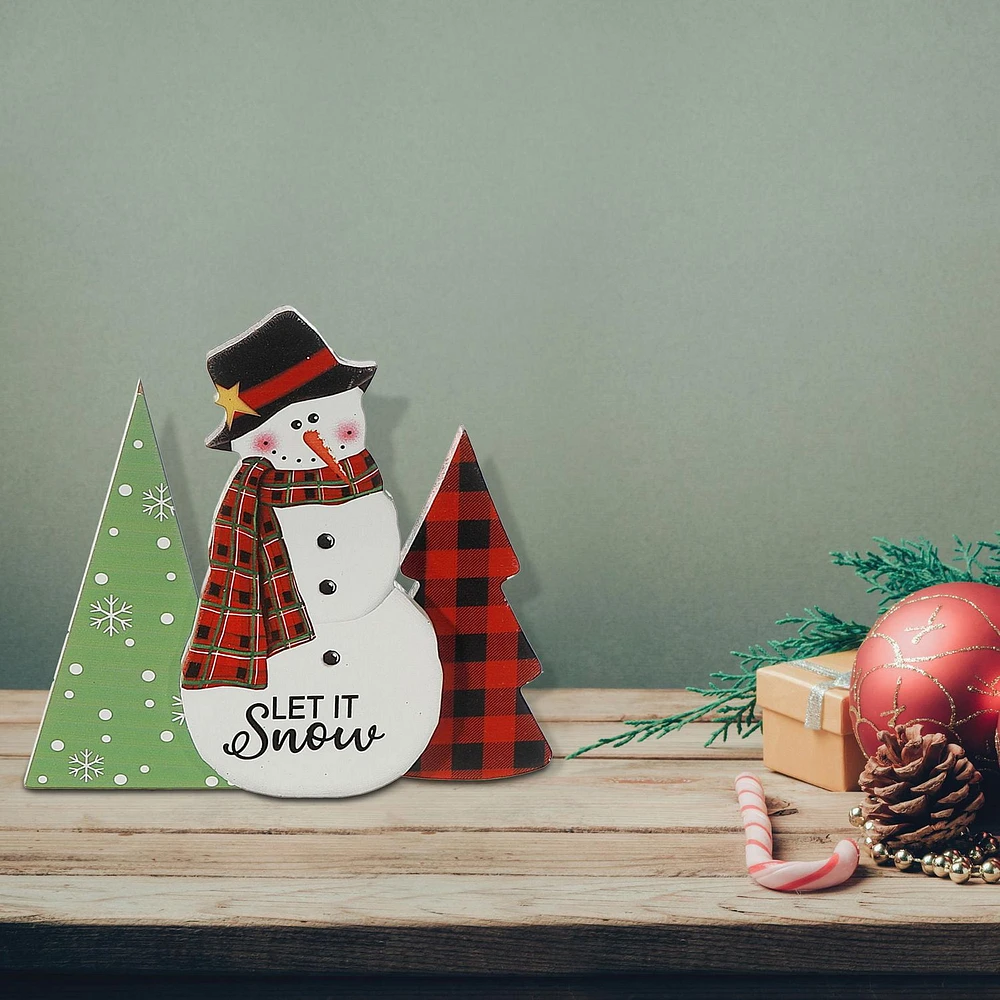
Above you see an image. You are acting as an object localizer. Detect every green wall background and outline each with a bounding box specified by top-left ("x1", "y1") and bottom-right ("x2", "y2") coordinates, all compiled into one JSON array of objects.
[{"x1": 4, "y1": 1, "x2": 1000, "y2": 691}]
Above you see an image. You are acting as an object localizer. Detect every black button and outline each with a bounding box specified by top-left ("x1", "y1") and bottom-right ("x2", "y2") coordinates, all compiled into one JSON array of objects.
[
  {"x1": 316, "y1": 533, "x2": 335, "y2": 549},
  {"x1": 322, "y1": 650, "x2": 340, "y2": 666},
  {"x1": 319, "y1": 579, "x2": 337, "y2": 595}
]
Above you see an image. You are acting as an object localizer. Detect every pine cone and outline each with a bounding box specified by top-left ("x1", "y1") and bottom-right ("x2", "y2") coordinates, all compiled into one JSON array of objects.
[{"x1": 859, "y1": 724, "x2": 984, "y2": 850}]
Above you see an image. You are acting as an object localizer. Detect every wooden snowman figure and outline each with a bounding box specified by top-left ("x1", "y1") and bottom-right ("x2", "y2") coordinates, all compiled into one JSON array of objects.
[{"x1": 181, "y1": 307, "x2": 442, "y2": 797}]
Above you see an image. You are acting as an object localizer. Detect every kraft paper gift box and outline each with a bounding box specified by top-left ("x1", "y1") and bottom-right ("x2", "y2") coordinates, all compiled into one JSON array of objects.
[{"x1": 756, "y1": 651, "x2": 868, "y2": 792}]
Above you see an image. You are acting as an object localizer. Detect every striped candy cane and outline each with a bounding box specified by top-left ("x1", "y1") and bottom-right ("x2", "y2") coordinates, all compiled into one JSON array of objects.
[{"x1": 735, "y1": 771, "x2": 859, "y2": 892}]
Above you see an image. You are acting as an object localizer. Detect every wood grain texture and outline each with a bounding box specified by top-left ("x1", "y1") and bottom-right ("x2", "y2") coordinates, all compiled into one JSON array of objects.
[
  {"x1": 0, "y1": 756, "x2": 852, "y2": 833},
  {"x1": 0, "y1": 720, "x2": 763, "y2": 760},
  {"x1": 0, "y1": 830, "x2": 837, "y2": 877},
  {"x1": 1, "y1": 688, "x2": 995, "y2": 979},
  {"x1": 7, "y1": 973, "x2": 1000, "y2": 1000},
  {"x1": 6, "y1": 972, "x2": 996, "y2": 1000}
]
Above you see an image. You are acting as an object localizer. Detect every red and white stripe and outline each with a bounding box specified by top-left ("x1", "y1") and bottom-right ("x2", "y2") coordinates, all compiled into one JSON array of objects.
[{"x1": 734, "y1": 771, "x2": 859, "y2": 892}]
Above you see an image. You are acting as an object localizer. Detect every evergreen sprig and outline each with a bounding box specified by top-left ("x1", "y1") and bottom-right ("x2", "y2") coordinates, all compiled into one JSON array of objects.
[
  {"x1": 569, "y1": 534, "x2": 1000, "y2": 758},
  {"x1": 831, "y1": 535, "x2": 1000, "y2": 606},
  {"x1": 567, "y1": 607, "x2": 868, "y2": 756}
]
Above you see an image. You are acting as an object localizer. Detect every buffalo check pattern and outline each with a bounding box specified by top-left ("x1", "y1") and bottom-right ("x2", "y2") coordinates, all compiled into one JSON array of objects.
[
  {"x1": 182, "y1": 451, "x2": 382, "y2": 690},
  {"x1": 402, "y1": 429, "x2": 551, "y2": 779}
]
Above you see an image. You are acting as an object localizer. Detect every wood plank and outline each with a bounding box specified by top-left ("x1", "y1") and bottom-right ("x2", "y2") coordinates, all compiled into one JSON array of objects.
[
  {"x1": 6, "y1": 971, "x2": 998, "y2": 1000},
  {"x1": 0, "y1": 719, "x2": 763, "y2": 760},
  {"x1": 0, "y1": 688, "x2": 721, "y2": 725},
  {"x1": 3, "y1": 874, "x2": 1000, "y2": 974},
  {"x1": 0, "y1": 690, "x2": 46, "y2": 723},
  {"x1": 0, "y1": 756, "x2": 858, "y2": 835},
  {"x1": 549, "y1": 721, "x2": 761, "y2": 759},
  {"x1": 525, "y1": 688, "x2": 718, "y2": 721},
  {"x1": 0, "y1": 724, "x2": 42, "y2": 757},
  {"x1": 5, "y1": 686, "x2": 907, "y2": 984},
  {"x1": 0, "y1": 829, "x2": 844, "y2": 877},
  {"x1": 7, "y1": 972, "x2": 997, "y2": 1000}
]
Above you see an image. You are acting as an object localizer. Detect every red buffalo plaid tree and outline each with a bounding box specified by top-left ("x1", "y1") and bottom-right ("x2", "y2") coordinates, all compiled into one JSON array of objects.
[{"x1": 402, "y1": 428, "x2": 551, "y2": 779}]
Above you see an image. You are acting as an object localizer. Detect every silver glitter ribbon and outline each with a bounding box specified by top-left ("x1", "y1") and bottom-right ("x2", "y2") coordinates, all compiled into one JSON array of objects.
[{"x1": 790, "y1": 658, "x2": 852, "y2": 731}]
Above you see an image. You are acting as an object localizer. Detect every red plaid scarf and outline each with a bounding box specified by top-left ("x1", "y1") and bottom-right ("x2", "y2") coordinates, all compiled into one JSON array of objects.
[{"x1": 181, "y1": 451, "x2": 382, "y2": 690}]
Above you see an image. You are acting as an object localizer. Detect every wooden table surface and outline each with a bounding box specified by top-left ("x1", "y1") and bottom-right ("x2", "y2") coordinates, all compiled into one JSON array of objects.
[{"x1": 4, "y1": 687, "x2": 1000, "y2": 998}]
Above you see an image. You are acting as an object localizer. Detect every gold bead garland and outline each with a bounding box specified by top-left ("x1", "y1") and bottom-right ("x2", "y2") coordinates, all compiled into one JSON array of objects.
[{"x1": 849, "y1": 807, "x2": 1000, "y2": 885}]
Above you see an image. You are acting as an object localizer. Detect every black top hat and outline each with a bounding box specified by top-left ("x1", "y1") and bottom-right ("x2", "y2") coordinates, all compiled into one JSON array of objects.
[{"x1": 205, "y1": 307, "x2": 377, "y2": 451}]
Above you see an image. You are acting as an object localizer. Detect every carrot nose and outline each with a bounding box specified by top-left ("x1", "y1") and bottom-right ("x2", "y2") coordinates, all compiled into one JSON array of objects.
[{"x1": 302, "y1": 429, "x2": 345, "y2": 476}]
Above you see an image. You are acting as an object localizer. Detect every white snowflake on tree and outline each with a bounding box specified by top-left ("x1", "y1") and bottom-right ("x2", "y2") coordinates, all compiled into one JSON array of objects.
[
  {"x1": 172, "y1": 695, "x2": 186, "y2": 727},
  {"x1": 68, "y1": 749, "x2": 105, "y2": 782},
  {"x1": 89, "y1": 594, "x2": 133, "y2": 636},
  {"x1": 142, "y1": 482, "x2": 175, "y2": 521}
]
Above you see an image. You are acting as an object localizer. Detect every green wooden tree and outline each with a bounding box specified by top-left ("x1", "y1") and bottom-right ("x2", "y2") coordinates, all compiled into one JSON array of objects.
[{"x1": 25, "y1": 382, "x2": 226, "y2": 789}]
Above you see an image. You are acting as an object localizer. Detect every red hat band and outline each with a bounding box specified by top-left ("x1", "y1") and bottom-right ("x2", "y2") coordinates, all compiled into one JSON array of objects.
[{"x1": 240, "y1": 348, "x2": 339, "y2": 412}]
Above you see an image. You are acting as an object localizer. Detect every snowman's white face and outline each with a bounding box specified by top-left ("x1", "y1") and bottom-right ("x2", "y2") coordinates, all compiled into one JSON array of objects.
[{"x1": 231, "y1": 388, "x2": 367, "y2": 470}]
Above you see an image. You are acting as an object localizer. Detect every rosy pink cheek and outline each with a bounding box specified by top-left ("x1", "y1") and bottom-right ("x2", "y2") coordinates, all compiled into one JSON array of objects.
[
  {"x1": 336, "y1": 421, "x2": 360, "y2": 443},
  {"x1": 252, "y1": 432, "x2": 278, "y2": 453}
]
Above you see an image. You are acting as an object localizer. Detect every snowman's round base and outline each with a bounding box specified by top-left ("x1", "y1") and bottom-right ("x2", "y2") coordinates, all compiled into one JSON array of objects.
[{"x1": 181, "y1": 586, "x2": 443, "y2": 798}]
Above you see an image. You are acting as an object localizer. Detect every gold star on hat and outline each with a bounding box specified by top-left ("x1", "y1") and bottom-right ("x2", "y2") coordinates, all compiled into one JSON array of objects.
[{"x1": 213, "y1": 382, "x2": 260, "y2": 428}]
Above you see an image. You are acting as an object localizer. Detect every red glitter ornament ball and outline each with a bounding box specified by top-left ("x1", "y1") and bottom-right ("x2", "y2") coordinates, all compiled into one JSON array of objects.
[{"x1": 850, "y1": 582, "x2": 1000, "y2": 770}]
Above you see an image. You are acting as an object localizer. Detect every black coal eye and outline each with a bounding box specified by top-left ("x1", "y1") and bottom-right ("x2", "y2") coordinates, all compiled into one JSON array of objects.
[
  {"x1": 308, "y1": 412, "x2": 320, "y2": 423},
  {"x1": 290, "y1": 419, "x2": 302, "y2": 430}
]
